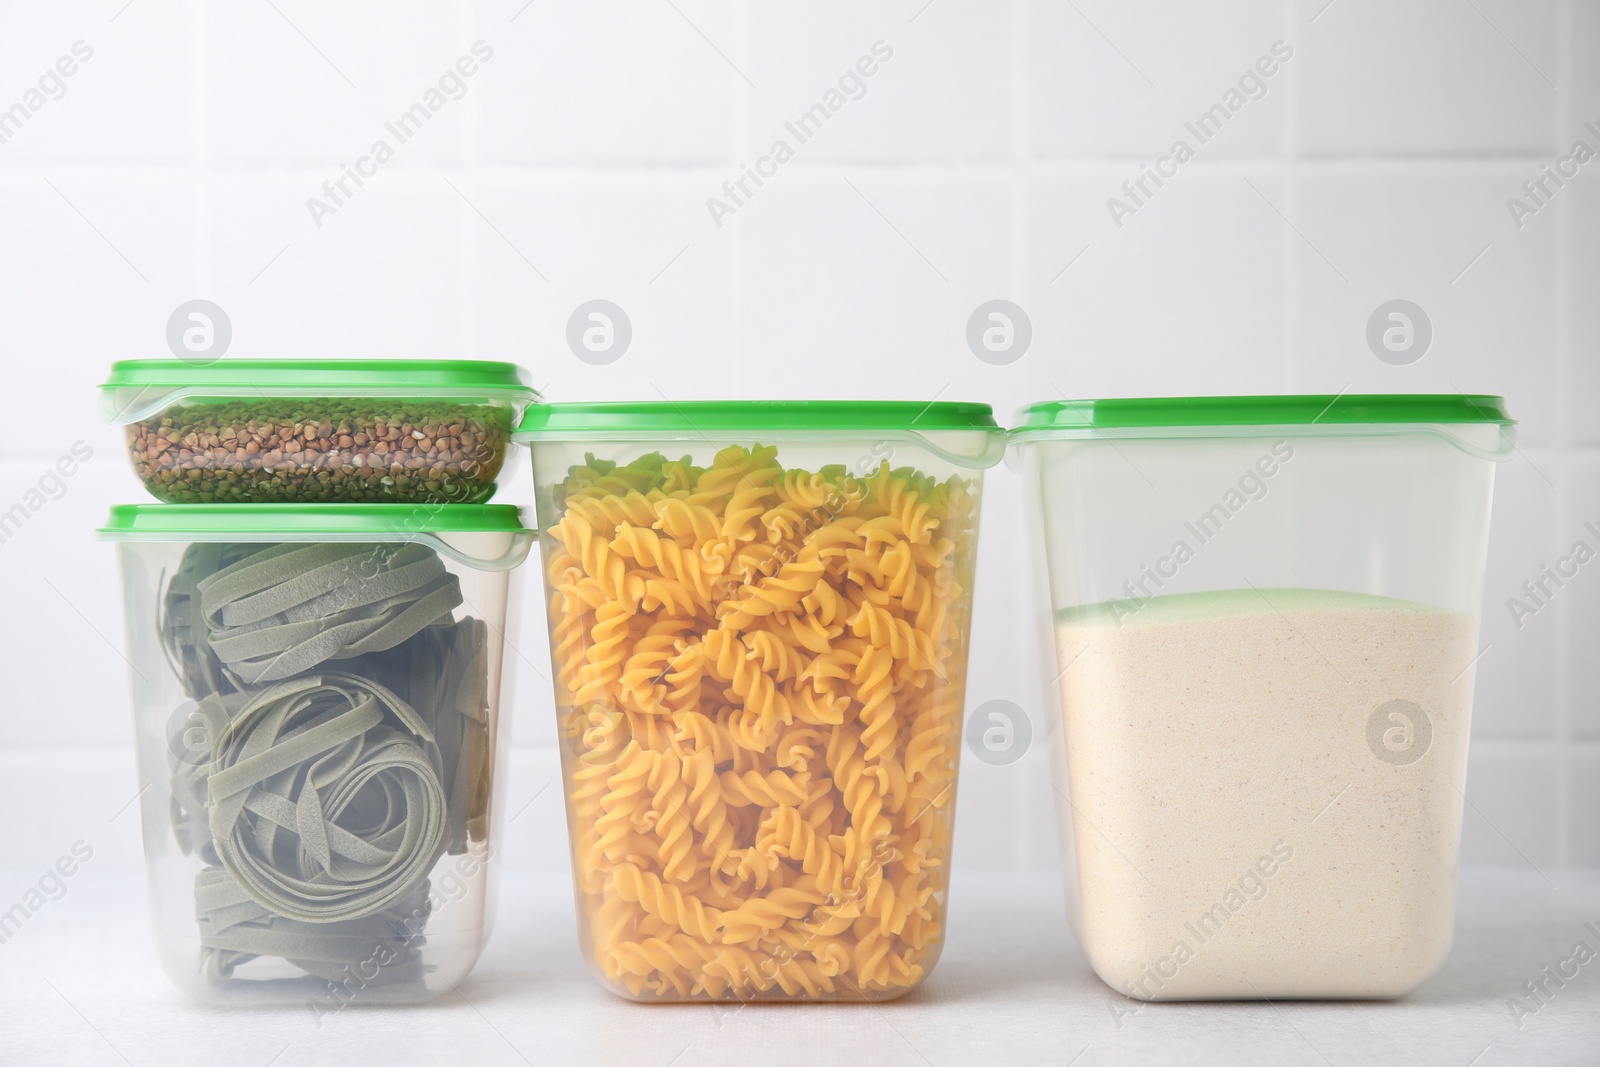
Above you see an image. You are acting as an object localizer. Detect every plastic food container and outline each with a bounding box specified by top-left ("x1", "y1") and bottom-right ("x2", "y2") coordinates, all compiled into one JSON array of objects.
[
  {"x1": 100, "y1": 360, "x2": 539, "y2": 504},
  {"x1": 1011, "y1": 394, "x2": 1514, "y2": 1001},
  {"x1": 515, "y1": 401, "x2": 1004, "y2": 1001},
  {"x1": 100, "y1": 503, "x2": 533, "y2": 1006}
]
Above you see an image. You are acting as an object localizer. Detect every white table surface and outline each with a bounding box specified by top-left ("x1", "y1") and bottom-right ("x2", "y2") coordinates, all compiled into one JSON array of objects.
[{"x1": 2, "y1": 867, "x2": 1596, "y2": 1066}]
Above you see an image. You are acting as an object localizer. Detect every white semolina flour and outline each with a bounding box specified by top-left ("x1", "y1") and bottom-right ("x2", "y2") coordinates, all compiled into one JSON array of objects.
[{"x1": 1053, "y1": 587, "x2": 1481, "y2": 1000}]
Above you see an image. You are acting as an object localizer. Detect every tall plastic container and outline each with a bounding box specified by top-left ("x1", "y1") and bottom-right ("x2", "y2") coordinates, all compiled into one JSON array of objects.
[
  {"x1": 101, "y1": 503, "x2": 533, "y2": 1006},
  {"x1": 1010, "y1": 394, "x2": 1515, "y2": 1000},
  {"x1": 514, "y1": 401, "x2": 1005, "y2": 1001}
]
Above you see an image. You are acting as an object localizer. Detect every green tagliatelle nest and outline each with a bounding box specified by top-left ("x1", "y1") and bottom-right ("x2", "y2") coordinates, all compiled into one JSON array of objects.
[
  {"x1": 160, "y1": 541, "x2": 493, "y2": 986},
  {"x1": 200, "y1": 673, "x2": 450, "y2": 923}
]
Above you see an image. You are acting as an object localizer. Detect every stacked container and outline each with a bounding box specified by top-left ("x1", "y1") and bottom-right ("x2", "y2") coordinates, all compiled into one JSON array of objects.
[{"x1": 98, "y1": 360, "x2": 538, "y2": 1004}]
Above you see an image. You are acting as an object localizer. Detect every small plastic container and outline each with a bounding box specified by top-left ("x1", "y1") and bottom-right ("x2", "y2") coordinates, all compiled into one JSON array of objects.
[
  {"x1": 100, "y1": 503, "x2": 534, "y2": 1006},
  {"x1": 1010, "y1": 394, "x2": 1515, "y2": 1000},
  {"x1": 515, "y1": 401, "x2": 1004, "y2": 1001},
  {"x1": 100, "y1": 360, "x2": 539, "y2": 504}
]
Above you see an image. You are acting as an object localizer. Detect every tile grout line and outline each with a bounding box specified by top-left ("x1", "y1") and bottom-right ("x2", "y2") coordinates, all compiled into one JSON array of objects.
[
  {"x1": 1282, "y1": 0, "x2": 1300, "y2": 391},
  {"x1": 461, "y1": 0, "x2": 481, "y2": 361},
  {"x1": 1012, "y1": 0, "x2": 1031, "y2": 869},
  {"x1": 729, "y1": 0, "x2": 751, "y2": 396},
  {"x1": 2, "y1": 157, "x2": 1587, "y2": 183},
  {"x1": 192, "y1": 0, "x2": 208, "y2": 300},
  {"x1": 1551, "y1": 0, "x2": 1574, "y2": 869}
]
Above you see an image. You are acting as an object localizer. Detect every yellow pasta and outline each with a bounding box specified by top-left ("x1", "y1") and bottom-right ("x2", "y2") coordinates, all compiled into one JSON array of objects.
[{"x1": 546, "y1": 445, "x2": 978, "y2": 1001}]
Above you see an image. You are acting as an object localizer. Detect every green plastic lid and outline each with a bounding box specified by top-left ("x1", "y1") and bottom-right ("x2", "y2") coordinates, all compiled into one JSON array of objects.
[
  {"x1": 101, "y1": 359, "x2": 539, "y2": 424},
  {"x1": 1013, "y1": 394, "x2": 1514, "y2": 432},
  {"x1": 518, "y1": 400, "x2": 998, "y2": 434},
  {"x1": 98, "y1": 503, "x2": 534, "y2": 569},
  {"x1": 515, "y1": 401, "x2": 1006, "y2": 467}
]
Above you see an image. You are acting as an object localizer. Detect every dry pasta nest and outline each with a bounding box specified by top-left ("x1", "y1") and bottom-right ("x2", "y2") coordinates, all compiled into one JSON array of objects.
[{"x1": 160, "y1": 541, "x2": 494, "y2": 986}]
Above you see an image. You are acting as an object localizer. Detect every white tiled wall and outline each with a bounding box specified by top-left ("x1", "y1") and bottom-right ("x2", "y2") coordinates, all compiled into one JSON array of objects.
[{"x1": 0, "y1": 0, "x2": 1591, "y2": 878}]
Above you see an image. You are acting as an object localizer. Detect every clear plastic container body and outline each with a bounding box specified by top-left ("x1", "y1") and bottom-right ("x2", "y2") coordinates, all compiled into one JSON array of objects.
[
  {"x1": 107, "y1": 518, "x2": 529, "y2": 1006},
  {"x1": 1014, "y1": 417, "x2": 1512, "y2": 1000},
  {"x1": 100, "y1": 360, "x2": 538, "y2": 504},
  {"x1": 524, "y1": 430, "x2": 997, "y2": 1002}
]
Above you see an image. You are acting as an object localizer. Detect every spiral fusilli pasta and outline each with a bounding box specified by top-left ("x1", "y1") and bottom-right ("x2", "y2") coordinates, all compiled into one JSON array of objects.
[{"x1": 545, "y1": 445, "x2": 977, "y2": 1001}]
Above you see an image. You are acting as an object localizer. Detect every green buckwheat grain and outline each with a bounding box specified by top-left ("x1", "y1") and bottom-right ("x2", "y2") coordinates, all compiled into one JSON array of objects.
[{"x1": 126, "y1": 399, "x2": 512, "y2": 504}]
